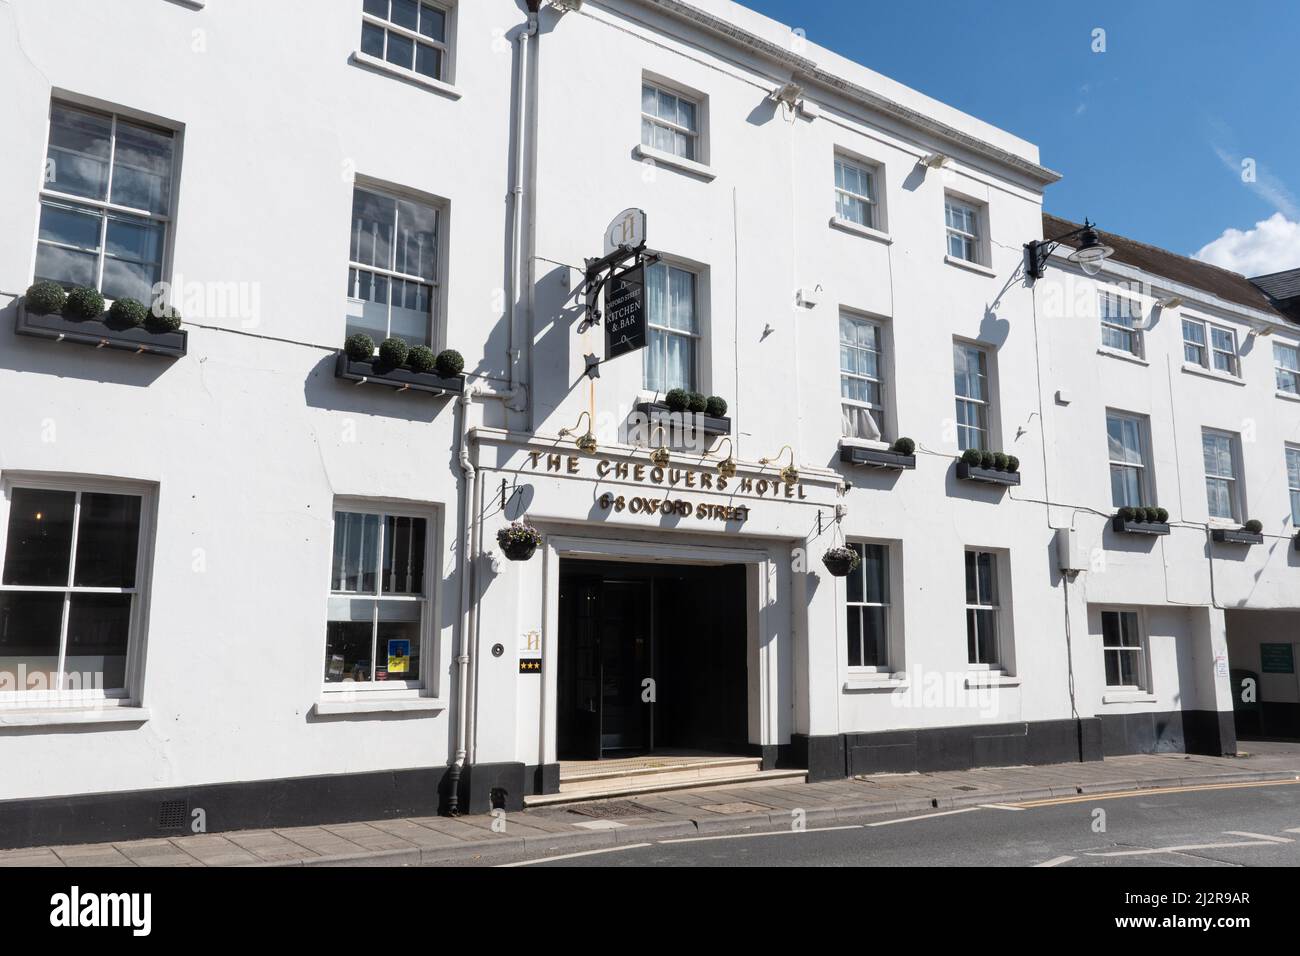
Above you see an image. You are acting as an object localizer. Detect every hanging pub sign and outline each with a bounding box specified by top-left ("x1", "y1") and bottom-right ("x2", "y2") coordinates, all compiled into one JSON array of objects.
[
  {"x1": 582, "y1": 209, "x2": 656, "y2": 370},
  {"x1": 605, "y1": 262, "x2": 646, "y2": 360}
]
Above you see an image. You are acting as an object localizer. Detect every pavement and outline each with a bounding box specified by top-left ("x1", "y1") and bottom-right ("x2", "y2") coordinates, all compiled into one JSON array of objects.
[{"x1": 4, "y1": 741, "x2": 1299, "y2": 868}]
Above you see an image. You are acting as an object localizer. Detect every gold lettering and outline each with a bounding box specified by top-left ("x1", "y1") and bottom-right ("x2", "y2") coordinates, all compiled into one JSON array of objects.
[
  {"x1": 567, "y1": 456, "x2": 579, "y2": 474},
  {"x1": 669, "y1": 468, "x2": 682, "y2": 485},
  {"x1": 685, "y1": 471, "x2": 696, "y2": 488},
  {"x1": 596, "y1": 460, "x2": 611, "y2": 478},
  {"x1": 634, "y1": 464, "x2": 646, "y2": 482},
  {"x1": 700, "y1": 473, "x2": 712, "y2": 489},
  {"x1": 547, "y1": 453, "x2": 562, "y2": 472},
  {"x1": 740, "y1": 478, "x2": 753, "y2": 493},
  {"x1": 529, "y1": 451, "x2": 540, "y2": 469},
  {"x1": 651, "y1": 467, "x2": 664, "y2": 484},
  {"x1": 799, "y1": 485, "x2": 807, "y2": 500},
  {"x1": 784, "y1": 483, "x2": 794, "y2": 498},
  {"x1": 616, "y1": 462, "x2": 629, "y2": 479}
]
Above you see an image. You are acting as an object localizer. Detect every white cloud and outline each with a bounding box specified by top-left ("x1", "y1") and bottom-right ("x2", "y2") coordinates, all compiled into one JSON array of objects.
[{"x1": 1194, "y1": 213, "x2": 1300, "y2": 276}]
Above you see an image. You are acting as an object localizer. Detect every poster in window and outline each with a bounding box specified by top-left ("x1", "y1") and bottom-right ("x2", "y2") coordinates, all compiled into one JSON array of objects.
[{"x1": 387, "y1": 639, "x2": 411, "y2": 675}]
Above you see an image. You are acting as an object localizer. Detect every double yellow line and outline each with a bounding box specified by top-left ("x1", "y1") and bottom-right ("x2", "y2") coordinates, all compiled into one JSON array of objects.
[{"x1": 1012, "y1": 776, "x2": 1300, "y2": 809}]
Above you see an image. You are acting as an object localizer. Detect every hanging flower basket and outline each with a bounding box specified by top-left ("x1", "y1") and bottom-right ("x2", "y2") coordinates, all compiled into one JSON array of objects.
[
  {"x1": 822, "y1": 546, "x2": 860, "y2": 577},
  {"x1": 498, "y1": 521, "x2": 542, "y2": 561}
]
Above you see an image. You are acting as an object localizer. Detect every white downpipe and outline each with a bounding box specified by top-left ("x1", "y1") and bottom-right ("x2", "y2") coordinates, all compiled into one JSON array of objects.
[
  {"x1": 448, "y1": 384, "x2": 478, "y2": 813},
  {"x1": 503, "y1": 11, "x2": 539, "y2": 412}
]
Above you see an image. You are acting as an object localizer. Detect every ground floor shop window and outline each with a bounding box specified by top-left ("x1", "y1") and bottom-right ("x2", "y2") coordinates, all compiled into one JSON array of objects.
[
  {"x1": 0, "y1": 479, "x2": 149, "y2": 701},
  {"x1": 325, "y1": 504, "x2": 430, "y2": 689}
]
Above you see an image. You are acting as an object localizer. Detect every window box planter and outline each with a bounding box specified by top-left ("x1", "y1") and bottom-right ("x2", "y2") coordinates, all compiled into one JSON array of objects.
[
  {"x1": 335, "y1": 351, "x2": 464, "y2": 395},
  {"x1": 16, "y1": 302, "x2": 187, "y2": 358},
  {"x1": 1111, "y1": 516, "x2": 1170, "y2": 536},
  {"x1": 1211, "y1": 528, "x2": 1263, "y2": 545},
  {"x1": 840, "y1": 446, "x2": 916, "y2": 470},
  {"x1": 955, "y1": 461, "x2": 1020, "y2": 486},
  {"x1": 635, "y1": 402, "x2": 731, "y2": 437}
]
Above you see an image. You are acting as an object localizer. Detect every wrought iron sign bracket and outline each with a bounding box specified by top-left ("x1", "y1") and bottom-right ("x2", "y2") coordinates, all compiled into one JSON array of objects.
[{"x1": 579, "y1": 241, "x2": 658, "y2": 332}]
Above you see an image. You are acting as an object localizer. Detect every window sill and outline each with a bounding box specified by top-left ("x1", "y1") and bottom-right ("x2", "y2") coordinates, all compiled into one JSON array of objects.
[
  {"x1": 0, "y1": 706, "x2": 150, "y2": 728},
  {"x1": 838, "y1": 436, "x2": 890, "y2": 451},
  {"x1": 350, "y1": 51, "x2": 462, "y2": 100},
  {"x1": 632, "y1": 144, "x2": 717, "y2": 181},
  {"x1": 943, "y1": 254, "x2": 996, "y2": 278},
  {"x1": 1096, "y1": 346, "x2": 1149, "y2": 367},
  {"x1": 313, "y1": 697, "x2": 446, "y2": 717},
  {"x1": 964, "y1": 673, "x2": 1020, "y2": 689},
  {"x1": 829, "y1": 217, "x2": 893, "y2": 245},
  {"x1": 1276, "y1": 389, "x2": 1300, "y2": 403},
  {"x1": 843, "y1": 674, "x2": 908, "y2": 691},
  {"x1": 1102, "y1": 691, "x2": 1157, "y2": 705},
  {"x1": 1181, "y1": 363, "x2": 1244, "y2": 386}
]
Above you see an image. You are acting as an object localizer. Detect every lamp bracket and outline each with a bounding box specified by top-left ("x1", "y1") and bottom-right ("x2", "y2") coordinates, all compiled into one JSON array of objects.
[{"x1": 1025, "y1": 219, "x2": 1097, "y2": 280}]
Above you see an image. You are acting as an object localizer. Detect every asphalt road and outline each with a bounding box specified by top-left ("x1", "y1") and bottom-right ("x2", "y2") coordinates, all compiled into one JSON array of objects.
[{"x1": 483, "y1": 779, "x2": 1300, "y2": 867}]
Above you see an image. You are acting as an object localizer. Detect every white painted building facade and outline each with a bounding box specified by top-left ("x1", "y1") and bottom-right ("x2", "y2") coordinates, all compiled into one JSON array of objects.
[{"x1": 0, "y1": 0, "x2": 1294, "y2": 844}]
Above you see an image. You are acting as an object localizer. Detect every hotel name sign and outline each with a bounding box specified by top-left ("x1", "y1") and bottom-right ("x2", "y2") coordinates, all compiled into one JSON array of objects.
[{"x1": 525, "y1": 451, "x2": 808, "y2": 524}]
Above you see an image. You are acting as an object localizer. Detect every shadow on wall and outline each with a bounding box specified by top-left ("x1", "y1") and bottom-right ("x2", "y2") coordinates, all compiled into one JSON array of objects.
[
  {"x1": 531, "y1": 262, "x2": 590, "y2": 422},
  {"x1": 0, "y1": 299, "x2": 175, "y2": 389}
]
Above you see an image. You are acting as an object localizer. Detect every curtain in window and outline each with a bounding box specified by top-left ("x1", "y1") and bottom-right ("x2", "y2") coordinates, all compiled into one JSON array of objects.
[{"x1": 644, "y1": 264, "x2": 696, "y2": 392}]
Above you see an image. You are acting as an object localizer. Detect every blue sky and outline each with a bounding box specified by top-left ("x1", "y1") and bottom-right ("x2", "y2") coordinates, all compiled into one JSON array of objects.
[{"x1": 742, "y1": 0, "x2": 1300, "y2": 275}]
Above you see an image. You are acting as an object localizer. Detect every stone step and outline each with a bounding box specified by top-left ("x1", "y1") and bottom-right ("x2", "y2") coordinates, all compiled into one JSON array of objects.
[
  {"x1": 559, "y1": 756, "x2": 762, "y2": 787},
  {"x1": 524, "y1": 768, "x2": 808, "y2": 807}
]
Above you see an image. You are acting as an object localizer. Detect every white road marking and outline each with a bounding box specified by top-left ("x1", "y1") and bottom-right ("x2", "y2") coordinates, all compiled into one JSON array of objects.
[
  {"x1": 496, "y1": 843, "x2": 651, "y2": 866},
  {"x1": 660, "y1": 824, "x2": 864, "y2": 845},
  {"x1": 979, "y1": 803, "x2": 1025, "y2": 811},
  {"x1": 1223, "y1": 831, "x2": 1293, "y2": 843},
  {"x1": 866, "y1": 806, "x2": 983, "y2": 827},
  {"x1": 1285, "y1": 828, "x2": 1300, "y2": 835},
  {"x1": 1034, "y1": 855, "x2": 1076, "y2": 867},
  {"x1": 1084, "y1": 839, "x2": 1281, "y2": 858}
]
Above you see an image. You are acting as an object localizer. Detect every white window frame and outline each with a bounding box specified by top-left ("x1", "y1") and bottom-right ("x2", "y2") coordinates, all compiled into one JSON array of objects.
[
  {"x1": 35, "y1": 100, "x2": 180, "y2": 304},
  {"x1": 1286, "y1": 444, "x2": 1300, "y2": 527},
  {"x1": 834, "y1": 154, "x2": 878, "y2": 230},
  {"x1": 840, "y1": 313, "x2": 886, "y2": 441},
  {"x1": 1274, "y1": 341, "x2": 1300, "y2": 395},
  {"x1": 954, "y1": 340, "x2": 991, "y2": 452},
  {"x1": 1202, "y1": 428, "x2": 1243, "y2": 523},
  {"x1": 1100, "y1": 608, "x2": 1148, "y2": 692},
  {"x1": 944, "y1": 196, "x2": 984, "y2": 264},
  {"x1": 846, "y1": 541, "x2": 891, "y2": 672},
  {"x1": 1098, "y1": 290, "x2": 1145, "y2": 358},
  {"x1": 1183, "y1": 316, "x2": 1240, "y2": 377},
  {"x1": 345, "y1": 181, "x2": 444, "y2": 349},
  {"x1": 640, "y1": 80, "x2": 701, "y2": 162},
  {"x1": 1106, "y1": 410, "x2": 1151, "y2": 509},
  {"x1": 359, "y1": 0, "x2": 454, "y2": 84},
  {"x1": 0, "y1": 474, "x2": 155, "y2": 707},
  {"x1": 323, "y1": 500, "x2": 437, "y2": 697},
  {"x1": 642, "y1": 258, "x2": 700, "y2": 394},
  {"x1": 964, "y1": 549, "x2": 1002, "y2": 669}
]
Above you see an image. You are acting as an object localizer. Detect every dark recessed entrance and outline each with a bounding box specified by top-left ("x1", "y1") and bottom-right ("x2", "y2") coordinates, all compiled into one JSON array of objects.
[{"x1": 557, "y1": 559, "x2": 749, "y2": 760}]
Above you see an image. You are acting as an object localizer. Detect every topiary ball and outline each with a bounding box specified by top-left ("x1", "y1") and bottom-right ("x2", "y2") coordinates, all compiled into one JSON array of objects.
[
  {"x1": 1155, "y1": 507, "x2": 1169, "y2": 523},
  {"x1": 1118, "y1": 506, "x2": 1135, "y2": 521},
  {"x1": 434, "y1": 349, "x2": 464, "y2": 378},
  {"x1": 1244, "y1": 518, "x2": 1263, "y2": 534},
  {"x1": 64, "y1": 286, "x2": 105, "y2": 321},
  {"x1": 407, "y1": 345, "x2": 436, "y2": 373},
  {"x1": 24, "y1": 281, "x2": 67, "y2": 315},
  {"x1": 108, "y1": 297, "x2": 148, "y2": 328},
  {"x1": 979, "y1": 450, "x2": 995, "y2": 469},
  {"x1": 1005, "y1": 455, "x2": 1020, "y2": 473},
  {"x1": 664, "y1": 388, "x2": 689, "y2": 412},
  {"x1": 1143, "y1": 507, "x2": 1161, "y2": 523},
  {"x1": 344, "y1": 332, "x2": 375, "y2": 362},
  {"x1": 991, "y1": 452, "x2": 1009, "y2": 471},
  {"x1": 378, "y1": 337, "x2": 409, "y2": 369},
  {"x1": 146, "y1": 304, "x2": 183, "y2": 333},
  {"x1": 686, "y1": 391, "x2": 707, "y2": 414},
  {"x1": 705, "y1": 396, "x2": 728, "y2": 418},
  {"x1": 892, "y1": 437, "x2": 916, "y2": 456},
  {"x1": 961, "y1": 448, "x2": 983, "y2": 466}
]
